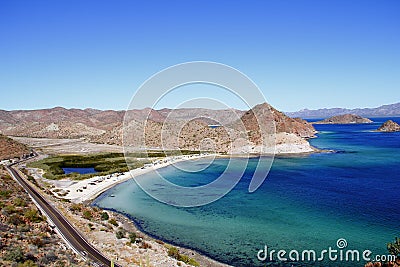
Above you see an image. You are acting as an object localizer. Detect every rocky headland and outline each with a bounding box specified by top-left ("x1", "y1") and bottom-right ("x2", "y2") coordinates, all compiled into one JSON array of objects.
[
  {"x1": 313, "y1": 114, "x2": 373, "y2": 124},
  {"x1": 377, "y1": 120, "x2": 400, "y2": 132}
]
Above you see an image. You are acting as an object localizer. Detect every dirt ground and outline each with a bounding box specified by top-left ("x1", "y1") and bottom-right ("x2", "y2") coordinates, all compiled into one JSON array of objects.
[{"x1": 10, "y1": 137, "x2": 123, "y2": 154}]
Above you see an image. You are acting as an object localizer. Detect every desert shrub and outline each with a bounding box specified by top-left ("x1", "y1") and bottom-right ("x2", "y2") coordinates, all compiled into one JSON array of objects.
[
  {"x1": 4, "y1": 246, "x2": 25, "y2": 262},
  {"x1": 188, "y1": 258, "x2": 200, "y2": 266},
  {"x1": 168, "y1": 246, "x2": 180, "y2": 258},
  {"x1": 139, "y1": 241, "x2": 152, "y2": 249},
  {"x1": 82, "y1": 210, "x2": 92, "y2": 220},
  {"x1": 388, "y1": 237, "x2": 400, "y2": 256},
  {"x1": 8, "y1": 214, "x2": 23, "y2": 225},
  {"x1": 69, "y1": 203, "x2": 82, "y2": 212},
  {"x1": 17, "y1": 259, "x2": 38, "y2": 267},
  {"x1": 179, "y1": 254, "x2": 200, "y2": 266},
  {"x1": 109, "y1": 218, "x2": 118, "y2": 226},
  {"x1": 30, "y1": 237, "x2": 44, "y2": 247},
  {"x1": 129, "y1": 232, "x2": 137, "y2": 243},
  {"x1": 155, "y1": 239, "x2": 164, "y2": 245},
  {"x1": 24, "y1": 209, "x2": 43, "y2": 223},
  {"x1": 116, "y1": 229, "x2": 126, "y2": 239},
  {"x1": 100, "y1": 211, "x2": 109, "y2": 220},
  {"x1": 167, "y1": 246, "x2": 199, "y2": 266},
  {"x1": 4, "y1": 204, "x2": 17, "y2": 214},
  {"x1": 17, "y1": 224, "x2": 30, "y2": 232},
  {"x1": 26, "y1": 175, "x2": 39, "y2": 187},
  {"x1": 0, "y1": 189, "x2": 12, "y2": 198},
  {"x1": 14, "y1": 197, "x2": 27, "y2": 207},
  {"x1": 4, "y1": 174, "x2": 12, "y2": 179},
  {"x1": 53, "y1": 261, "x2": 67, "y2": 267},
  {"x1": 88, "y1": 223, "x2": 95, "y2": 231},
  {"x1": 45, "y1": 251, "x2": 58, "y2": 262}
]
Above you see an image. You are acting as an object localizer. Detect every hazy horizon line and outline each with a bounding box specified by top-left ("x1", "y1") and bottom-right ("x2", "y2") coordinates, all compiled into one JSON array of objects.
[{"x1": 1, "y1": 101, "x2": 399, "y2": 113}]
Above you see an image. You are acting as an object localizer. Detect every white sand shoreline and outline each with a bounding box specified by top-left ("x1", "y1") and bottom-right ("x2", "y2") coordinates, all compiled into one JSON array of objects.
[
  {"x1": 34, "y1": 153, "x2": 216, "y2": 203},
  {"x1": 29, "y1": 142, "x2": 323, "y2": 204}
]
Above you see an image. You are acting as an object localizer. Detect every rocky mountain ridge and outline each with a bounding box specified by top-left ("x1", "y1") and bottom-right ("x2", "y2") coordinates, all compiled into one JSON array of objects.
[
  {"x1": 0, "y1": 104, "x2": 316, "y2": 154},
  {"x1": 313, "y1": 114, "x2": 373, "y2": 124}
]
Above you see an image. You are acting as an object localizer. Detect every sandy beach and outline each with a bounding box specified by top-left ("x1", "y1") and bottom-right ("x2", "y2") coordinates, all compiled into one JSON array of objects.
[{"x1": 30, "y1": 153, "x2": 216, "y2": 203}]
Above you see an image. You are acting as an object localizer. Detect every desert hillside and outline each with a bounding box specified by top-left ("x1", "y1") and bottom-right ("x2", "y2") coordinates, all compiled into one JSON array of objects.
[
  {"x1": 0, "y1": 134, "x2": 30, "y2": 160},
  {"x1": 0, "y1": 168, "x2": 86, "y2": 266},
  {"x1": 0, "y1": 104, "x2": 316, "y2": 154}
]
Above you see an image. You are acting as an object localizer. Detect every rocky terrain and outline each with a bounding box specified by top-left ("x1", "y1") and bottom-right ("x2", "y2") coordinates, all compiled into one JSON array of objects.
[
  {"x1": 377, "y1": 120, "x2": 400, "y2": 132},
  {"x1": 49, "y1": 201, "x2": 224, "y2": 267},
  {"x1": 0, "y1": 107, "x2": 242, "y2": 143},
  {"x1": 102, "y1": 104, "x2": 316, "y2": 153},
  {"x1": 0, "y1": 103, "x2": 317, "y2": 154},
  {"x1": 20, "y1": 165, "x2": 227, "y2": 267},
  {"x1": 286, "y1": 102, "x2": 400, "y2": 118},
  {"x1": 0, "y1": 165, "x2": 216, "y2": 267},
  {"x1": 0, "y1": 168, "x2": 86, "y2": 266},
  {"x1": 11, "y1": 137, "x2": 123, "y2": 155},
  {"x1": 313, "y1": 114, "x2": 373, "y2": 124},
  {"x1": 0, "y1": 134, "x2": 30, "y2": 160}
]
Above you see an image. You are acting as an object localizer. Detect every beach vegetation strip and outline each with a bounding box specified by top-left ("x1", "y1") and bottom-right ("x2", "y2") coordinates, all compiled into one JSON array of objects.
[
  {"x1": 27, "y1": 150, "x2": 204, "y2": 180},
  {"x1": 28, "y1": 153, "x2": 131, "y2": 180}
]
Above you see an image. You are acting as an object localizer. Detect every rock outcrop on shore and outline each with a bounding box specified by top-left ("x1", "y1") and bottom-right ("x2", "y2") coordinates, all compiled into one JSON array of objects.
[
  {"x1": 228, "y1": 103, "x2": 317, "y2": 153},
  {"x1": 377, "y1": 120, "x2": 400, "y2": 132},
  {"x1": 313, "y1": 114, "x2": 373, "y2": 124}
]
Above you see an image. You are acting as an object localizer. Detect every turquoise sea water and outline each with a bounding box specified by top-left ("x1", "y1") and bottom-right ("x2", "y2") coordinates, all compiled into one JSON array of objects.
[{"x1": 93, "y1": 117, "x2": 400, "y2": 266}]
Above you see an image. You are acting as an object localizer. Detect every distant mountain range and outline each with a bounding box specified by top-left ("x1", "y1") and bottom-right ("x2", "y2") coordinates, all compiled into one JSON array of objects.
[{"x1": 285, "y1": 102, "x2": 400, "y2": 119}]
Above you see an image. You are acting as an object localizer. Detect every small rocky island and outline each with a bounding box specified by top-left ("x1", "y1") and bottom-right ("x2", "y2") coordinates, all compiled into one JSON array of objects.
[
  {"x1": 377, "y1": 120, "x2": 400, "y2": 132},
  {"x1": 313, "y1": 114, "x2": 373, "y2": 124}
]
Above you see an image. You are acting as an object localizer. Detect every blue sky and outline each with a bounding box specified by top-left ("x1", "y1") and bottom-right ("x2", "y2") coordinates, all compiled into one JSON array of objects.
[{"x1": 0, "y1": 0, "x2": 399, "y2": 111}]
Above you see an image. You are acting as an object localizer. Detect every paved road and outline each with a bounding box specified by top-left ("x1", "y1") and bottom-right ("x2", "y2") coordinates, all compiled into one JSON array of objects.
[{"x1": 6, "y1": 163, "x2": 120, "y2": 267}]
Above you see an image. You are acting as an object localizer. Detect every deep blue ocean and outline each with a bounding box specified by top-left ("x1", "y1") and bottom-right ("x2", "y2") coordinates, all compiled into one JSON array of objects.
[{"x1": 93, "y1": 117, "x2": 400, "y2": 267}]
